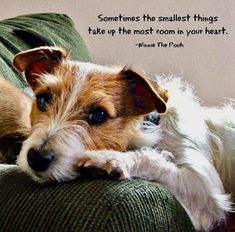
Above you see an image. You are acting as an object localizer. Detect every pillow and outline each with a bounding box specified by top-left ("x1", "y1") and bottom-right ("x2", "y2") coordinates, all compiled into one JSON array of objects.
[{"x1": 0, "y1": 13, "x2": 91, "y2": 88}]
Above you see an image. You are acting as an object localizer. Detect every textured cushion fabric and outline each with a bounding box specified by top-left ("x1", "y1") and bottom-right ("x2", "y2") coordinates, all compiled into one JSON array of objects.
[
  {"x1": 0, "y1": 13, "x2": 91, "y2": 88},
  {"x1": 0, "y1": 165, "x2": 194, "y2": 232}
]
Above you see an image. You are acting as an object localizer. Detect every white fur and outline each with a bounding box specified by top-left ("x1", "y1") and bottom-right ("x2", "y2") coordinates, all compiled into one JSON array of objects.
[{"x1": 79, "y1": 76, "x2": 234, "y2": 231}]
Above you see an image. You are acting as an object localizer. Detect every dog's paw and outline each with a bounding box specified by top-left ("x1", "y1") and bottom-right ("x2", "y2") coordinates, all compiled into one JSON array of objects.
[{"x1": 77, "y1": 150, "x2": 131, "y2": 179}]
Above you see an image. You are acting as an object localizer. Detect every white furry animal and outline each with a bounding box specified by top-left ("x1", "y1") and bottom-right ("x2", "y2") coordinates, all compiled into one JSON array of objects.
[{"x1": 11, "y1": 47, "x2": 234, "y2": 231}]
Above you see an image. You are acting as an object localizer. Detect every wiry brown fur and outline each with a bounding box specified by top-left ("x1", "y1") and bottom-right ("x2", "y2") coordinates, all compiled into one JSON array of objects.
[{"x1": 31, "y1": 63, "x2": 151, "y2": 151}]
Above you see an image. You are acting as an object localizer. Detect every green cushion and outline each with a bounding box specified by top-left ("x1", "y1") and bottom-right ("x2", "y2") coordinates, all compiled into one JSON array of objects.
[
  {"x1": 0, "y1": 165, "x2": 194, "y2": 232},
  {"x1": 0, "y1": 13, "x2": 91, "y2": 88}
]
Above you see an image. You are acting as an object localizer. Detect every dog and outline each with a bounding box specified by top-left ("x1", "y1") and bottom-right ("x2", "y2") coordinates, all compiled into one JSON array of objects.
[{"x1": 1, "y1": 46, "x2": 234, "y2": 231}]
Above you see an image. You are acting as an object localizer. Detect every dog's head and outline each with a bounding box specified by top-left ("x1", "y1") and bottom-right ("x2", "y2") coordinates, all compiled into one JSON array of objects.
[{"x1": 13, "y1": 46, "x2": 168, "y2": 182}]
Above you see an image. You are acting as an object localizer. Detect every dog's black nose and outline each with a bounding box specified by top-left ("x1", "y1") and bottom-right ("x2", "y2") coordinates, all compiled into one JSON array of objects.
[{"x1": 27, "y1": 148, "x2": 54, "y2": 172}]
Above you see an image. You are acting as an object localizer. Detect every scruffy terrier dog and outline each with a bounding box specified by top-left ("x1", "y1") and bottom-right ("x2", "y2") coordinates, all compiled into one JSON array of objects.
[{"x1": 0, "y1": 46, "x2": 234, "y2": 231}]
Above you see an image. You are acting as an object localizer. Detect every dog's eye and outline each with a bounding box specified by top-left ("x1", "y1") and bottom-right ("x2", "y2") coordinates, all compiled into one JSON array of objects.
[
  {"x1": 36, "y1": 93, "x2": 51, "y2": 112},
  {"x1": 87, "y1": 108, "x2": 109, "y2": 125}
]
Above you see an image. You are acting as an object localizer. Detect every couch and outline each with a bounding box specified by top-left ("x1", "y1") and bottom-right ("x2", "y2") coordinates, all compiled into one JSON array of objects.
[{"x1": 0, "y1": 13, "x2": 197, "y2": 232}]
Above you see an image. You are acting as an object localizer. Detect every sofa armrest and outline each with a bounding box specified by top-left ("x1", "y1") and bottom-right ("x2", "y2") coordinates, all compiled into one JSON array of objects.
[{"x1": 0, "y1": 165, "x2": 194, "y2": 232}]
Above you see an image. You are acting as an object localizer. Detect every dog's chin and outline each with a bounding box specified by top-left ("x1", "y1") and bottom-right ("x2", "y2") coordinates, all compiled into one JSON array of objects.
[
  {"x1": 38, "y1": 166, "x2": 78, "y2": 183},
  {"x1": 19, "y1": 165, "x2": 78, "y2": 183},
  {"x1": 30, "y1": 172, "x2": 74, "y2": 183},
  {"x1": 29, "y1": 172, "x2": 47, "y2": 183}
]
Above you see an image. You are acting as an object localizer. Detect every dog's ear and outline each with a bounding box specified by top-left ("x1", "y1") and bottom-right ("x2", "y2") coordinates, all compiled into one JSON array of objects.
[
  {"x1": 120, "y1": 67, "x2": 168, "y2": 115},
  {"x1": 13, "y1": 46, "x2": 68, "y2": 89}
]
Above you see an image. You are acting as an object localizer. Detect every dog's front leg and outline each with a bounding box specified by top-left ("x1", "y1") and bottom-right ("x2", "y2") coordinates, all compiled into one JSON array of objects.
[{"x1": 77, "y1": 148, "x2": 232, "y2": 231}]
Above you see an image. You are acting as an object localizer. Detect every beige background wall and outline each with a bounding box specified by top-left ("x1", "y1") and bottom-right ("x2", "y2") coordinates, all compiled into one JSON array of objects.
[{"x1": 0, "y1": 0, "x2": 234, "y2": 105}]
